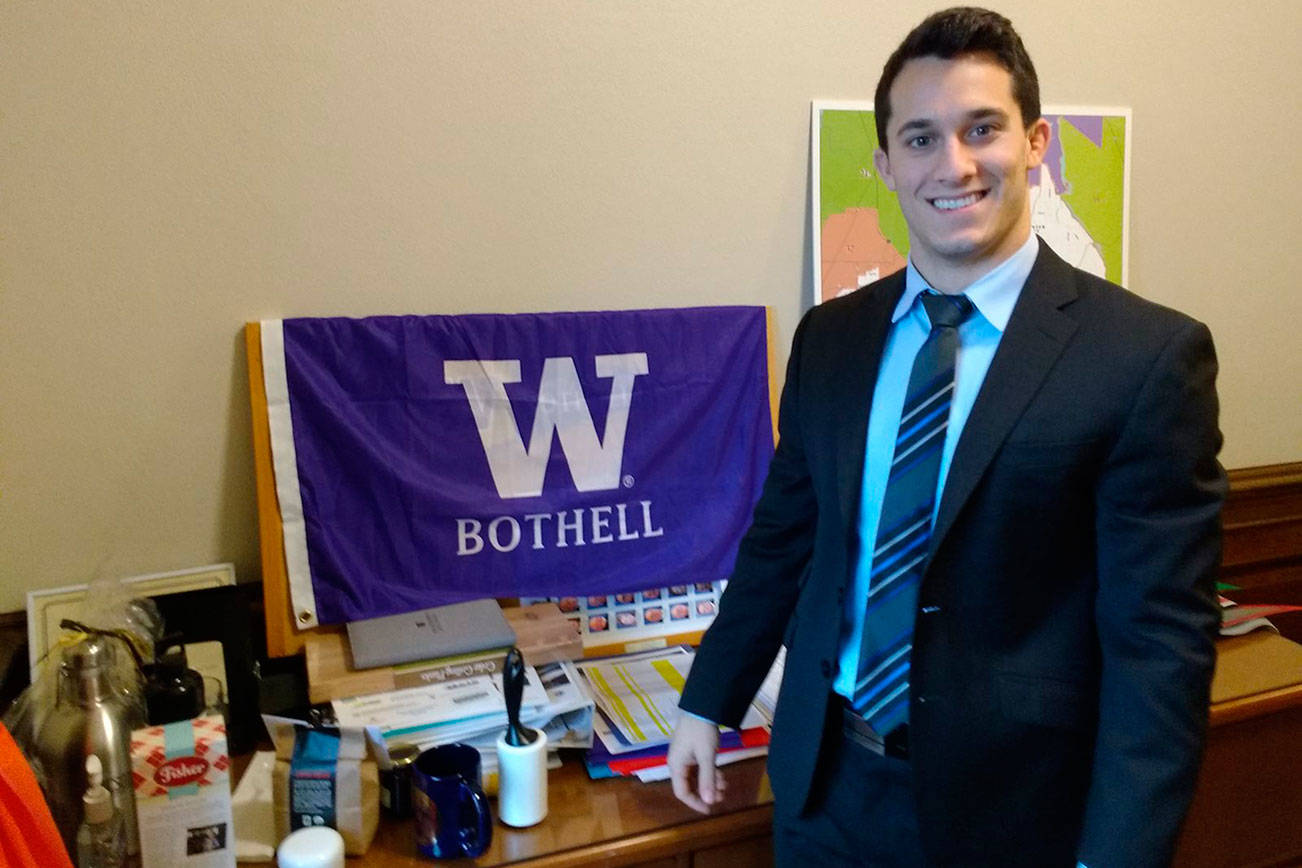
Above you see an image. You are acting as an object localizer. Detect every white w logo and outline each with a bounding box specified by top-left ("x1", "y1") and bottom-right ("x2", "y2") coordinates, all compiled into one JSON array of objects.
[{"x1": 444, "y1": 354, "x2": 649, "y2": 499}]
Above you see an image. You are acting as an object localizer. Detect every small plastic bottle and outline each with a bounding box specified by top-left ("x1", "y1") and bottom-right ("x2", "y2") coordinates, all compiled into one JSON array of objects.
[{"x1": 76, "y1": 754, "x2": 125, "y2": 868}]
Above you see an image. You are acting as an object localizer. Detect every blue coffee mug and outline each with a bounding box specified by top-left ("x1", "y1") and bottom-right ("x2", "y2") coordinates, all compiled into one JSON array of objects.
[{"x1": 412, "y1": 744, "x2": 493, "y2": 859}]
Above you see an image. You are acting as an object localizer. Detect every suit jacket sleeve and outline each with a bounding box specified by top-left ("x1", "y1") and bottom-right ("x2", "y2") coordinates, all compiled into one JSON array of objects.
[
  {"x1": 678, "y1": 310, "x2": 820, "y2": 727},
  {"x1": 1077, "y1": 318, "x2": 1225, "y2": 867}
]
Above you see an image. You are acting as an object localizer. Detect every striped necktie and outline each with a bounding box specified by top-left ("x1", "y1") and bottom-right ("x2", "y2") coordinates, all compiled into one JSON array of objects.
[{"x1": 851, "y1": 291, "x2": 974, "y2": 735}]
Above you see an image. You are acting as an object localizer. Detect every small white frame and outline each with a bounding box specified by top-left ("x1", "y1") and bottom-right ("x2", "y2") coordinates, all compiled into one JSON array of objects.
[{"x1": 25, "y1": 563, "x2": 236, "y2": 676}]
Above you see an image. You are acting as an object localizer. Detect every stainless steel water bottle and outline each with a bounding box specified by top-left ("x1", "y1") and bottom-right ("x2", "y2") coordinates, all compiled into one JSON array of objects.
[{"x1": 35, "y1": 635, "x2": 145, "y2": 856}]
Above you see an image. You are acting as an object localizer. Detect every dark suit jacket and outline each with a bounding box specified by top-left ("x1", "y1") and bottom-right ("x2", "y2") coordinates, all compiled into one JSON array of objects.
[{"x1": 679, "y1": 241, "x2": 1225, "y2": 867}]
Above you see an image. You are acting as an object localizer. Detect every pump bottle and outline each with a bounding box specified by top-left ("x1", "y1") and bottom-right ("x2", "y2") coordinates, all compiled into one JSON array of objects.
[{"x1": 76, "y1": 754, "x2": 125, "y2": 868}]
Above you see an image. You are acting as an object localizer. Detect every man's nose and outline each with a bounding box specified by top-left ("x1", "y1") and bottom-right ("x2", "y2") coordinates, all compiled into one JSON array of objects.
[{"x1": 935, "y1": 136, "x2": 977, "y2": 182}]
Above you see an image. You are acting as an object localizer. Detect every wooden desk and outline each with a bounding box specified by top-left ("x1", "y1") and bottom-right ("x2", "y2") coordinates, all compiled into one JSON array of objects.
[
  {"x1": 1173, "y1": 631, "x2": 1302, "y2": 868},
  {"x1": 257, "y1": 633, "x2": 1299, "y2": 867},
  {"x1": 355, "y1": 758, "x2": 774, "y2": 867}
]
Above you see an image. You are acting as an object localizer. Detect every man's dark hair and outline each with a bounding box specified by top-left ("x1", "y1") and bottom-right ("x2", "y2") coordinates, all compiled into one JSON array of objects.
[{"x1": 874, "y1": 7, "x2": 1040, "y2": 151}]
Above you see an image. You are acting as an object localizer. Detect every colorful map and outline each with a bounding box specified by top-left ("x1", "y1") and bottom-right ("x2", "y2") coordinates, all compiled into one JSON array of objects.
[{"x1": 811, "y1": 101, "x2": 1130, "y2": 304}]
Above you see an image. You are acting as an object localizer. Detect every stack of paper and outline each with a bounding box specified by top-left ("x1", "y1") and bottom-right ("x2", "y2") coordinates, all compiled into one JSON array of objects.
[
  {"x1": 573, "y1": 646, "x2": 780, "y2": 781},
  {"x1": 1218, "y1": 595, "x2": 1302, "y2": 636},
  {"x1": 330, "y1": 658, "x2": 596, "y2": 779}
]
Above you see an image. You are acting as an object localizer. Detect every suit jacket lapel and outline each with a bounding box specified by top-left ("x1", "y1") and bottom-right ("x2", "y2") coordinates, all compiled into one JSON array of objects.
[
  {"x1": 929, "y1": 241, "x2": 1081, "y2": 554},
  {"x1": 834, "y1": 273, "x2": 905, "y2": 536}
]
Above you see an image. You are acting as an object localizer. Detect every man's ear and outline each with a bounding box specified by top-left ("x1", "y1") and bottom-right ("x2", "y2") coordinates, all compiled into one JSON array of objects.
[
  {"x1": 1025, "y1": 117, "x2": 1052, "y2": 169},
  {"x1": 873, "y1": 148, "x2": 897, "y2": 191}
]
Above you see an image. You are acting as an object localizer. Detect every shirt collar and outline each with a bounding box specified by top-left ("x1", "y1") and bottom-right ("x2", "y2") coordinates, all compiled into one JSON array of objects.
[{"x1": 892, "y1": 232, "x2": 1040, "y2": 331}]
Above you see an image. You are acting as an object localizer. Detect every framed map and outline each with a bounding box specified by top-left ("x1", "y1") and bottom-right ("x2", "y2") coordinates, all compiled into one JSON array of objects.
[{"x1": 811, "y1": 101, "x2": 1131, "y2": 305}]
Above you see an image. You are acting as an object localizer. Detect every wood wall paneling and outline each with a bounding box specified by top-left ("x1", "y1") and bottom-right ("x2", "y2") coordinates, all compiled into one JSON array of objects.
[{"x1": 1222, "y1": 463, "x2": 1302, "y2": 642}]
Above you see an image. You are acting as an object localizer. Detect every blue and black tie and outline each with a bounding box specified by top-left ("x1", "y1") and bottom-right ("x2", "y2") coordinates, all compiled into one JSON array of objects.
[{"x1": 851, "y1": 291, "x2": 973, "y2": 735}]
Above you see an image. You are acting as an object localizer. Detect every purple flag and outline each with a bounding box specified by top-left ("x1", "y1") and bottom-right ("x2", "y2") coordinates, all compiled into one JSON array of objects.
[{"x1": 262, "y1": 307, "x2": 773, "y2": 625}]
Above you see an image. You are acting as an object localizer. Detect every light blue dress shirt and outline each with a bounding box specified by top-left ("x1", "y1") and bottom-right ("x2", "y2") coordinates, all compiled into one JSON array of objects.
[{"x1": 831, "y1": 232, "x2": 1040, "y2": 700}]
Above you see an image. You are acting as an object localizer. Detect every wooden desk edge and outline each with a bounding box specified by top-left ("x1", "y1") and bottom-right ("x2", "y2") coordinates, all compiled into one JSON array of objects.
[
  {"x1": 503, "y1": 802, "x2": 775, "y2": 868},
  {"x1": 1209, "y1": 682, "x2": 1302, "y2": 727}
]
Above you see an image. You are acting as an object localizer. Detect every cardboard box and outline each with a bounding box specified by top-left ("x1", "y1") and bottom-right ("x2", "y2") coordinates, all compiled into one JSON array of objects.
[{"x1": 131, "y1": 715, "x2": 235, "y2": 868}]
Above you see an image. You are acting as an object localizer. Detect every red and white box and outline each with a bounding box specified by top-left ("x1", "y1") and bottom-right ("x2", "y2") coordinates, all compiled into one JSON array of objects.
[{"x1": 131, "y1": 714, "x2": 235, "y2": 868}]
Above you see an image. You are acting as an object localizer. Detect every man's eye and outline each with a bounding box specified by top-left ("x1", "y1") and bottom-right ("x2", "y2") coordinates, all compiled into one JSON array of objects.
[
  {"x1": 970, "y1": 124, "x2": 995, "y2": 138},
  {"x1": 907, "y1": 135, "x2": 933, "y2": 148}
]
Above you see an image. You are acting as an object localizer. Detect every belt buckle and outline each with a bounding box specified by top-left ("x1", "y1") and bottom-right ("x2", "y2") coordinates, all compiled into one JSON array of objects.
[
  {"x1": 840, "y1": 704, "x2": 909, "y2": 760},
  {"x1": 840, "y1": 705, "x2": 886, "y2": 756}
]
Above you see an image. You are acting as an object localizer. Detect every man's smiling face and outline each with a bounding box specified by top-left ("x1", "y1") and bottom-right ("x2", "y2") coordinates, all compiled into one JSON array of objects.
[{"x1": 873, "y1": 52, "x2": 1051, "y2": 290}]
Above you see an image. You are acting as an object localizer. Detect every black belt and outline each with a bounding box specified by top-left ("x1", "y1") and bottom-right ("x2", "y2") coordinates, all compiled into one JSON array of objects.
[{"x1": 839, "y1": 698, "x2": 910, "y2": 760}]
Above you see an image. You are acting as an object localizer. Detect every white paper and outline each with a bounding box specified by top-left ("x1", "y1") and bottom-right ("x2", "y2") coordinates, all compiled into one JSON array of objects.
[{"x1": 331, "y1": 667, "x2": 547, "y2": 740}]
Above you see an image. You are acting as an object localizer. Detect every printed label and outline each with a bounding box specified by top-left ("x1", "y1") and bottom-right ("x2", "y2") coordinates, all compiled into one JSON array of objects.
[
  {"x1": 289, "y1": 769, "x2": 336, "y2": 830},
  {"x1": 288, "y1": 726, "x2": 339, "y2": 830},
  {"x1": 155, "y1": 757, "x2": 210, "y2": 788}
]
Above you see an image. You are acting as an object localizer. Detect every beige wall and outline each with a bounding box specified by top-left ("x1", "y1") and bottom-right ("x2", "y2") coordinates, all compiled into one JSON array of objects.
[{"x1": 2, "y1": 1, "x2": 1298, "y2": 612}]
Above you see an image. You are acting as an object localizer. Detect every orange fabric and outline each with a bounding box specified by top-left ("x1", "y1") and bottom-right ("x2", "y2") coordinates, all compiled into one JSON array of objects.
[{"x1": 0, "y1": 722, "x2": 74, "y2": 868}]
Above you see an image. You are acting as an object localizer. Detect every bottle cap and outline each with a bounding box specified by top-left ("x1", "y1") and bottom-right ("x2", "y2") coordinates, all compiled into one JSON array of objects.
[{"x1": 276, "y1": 826, "x2": 345, "y2": 868}]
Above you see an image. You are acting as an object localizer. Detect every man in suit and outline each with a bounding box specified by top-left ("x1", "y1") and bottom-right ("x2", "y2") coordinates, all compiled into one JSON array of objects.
[{"x1": 667, "y1": 8, "x2": 1224, "y2": 867}]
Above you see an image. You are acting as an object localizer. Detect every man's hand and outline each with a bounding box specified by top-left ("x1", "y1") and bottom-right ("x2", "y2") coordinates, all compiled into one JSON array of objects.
[{"x1": 667, "y1": 713, "x2": 727, "y2": 813}]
